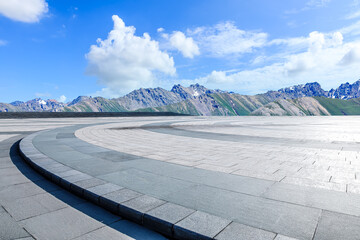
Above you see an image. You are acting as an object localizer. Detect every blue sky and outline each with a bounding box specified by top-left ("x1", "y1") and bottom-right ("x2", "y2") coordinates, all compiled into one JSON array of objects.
[{"x1": 0, "y1": 0, "x2": 360, "y2": 102}]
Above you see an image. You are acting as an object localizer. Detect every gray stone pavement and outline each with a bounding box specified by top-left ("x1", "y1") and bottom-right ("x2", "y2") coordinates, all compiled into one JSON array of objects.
[
  {"x1": 0, "y1": 117, "x2": 172, "y2": 240},
  {"x1": 17, "y1": 116, "x2": 360, "y2": 240}
]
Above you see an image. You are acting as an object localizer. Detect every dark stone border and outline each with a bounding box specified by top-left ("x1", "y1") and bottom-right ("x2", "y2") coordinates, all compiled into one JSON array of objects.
[
  {"x1": 0, "y1": 112, "x2": 190, "y2": 119},
  {"x1": 19, "y1": 130, "x2": 234, "y2": 240}
]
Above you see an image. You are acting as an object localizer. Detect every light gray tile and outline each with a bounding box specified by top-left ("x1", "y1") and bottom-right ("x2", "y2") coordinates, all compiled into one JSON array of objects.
[
  {"x1": 0, "y1": 211, "x2": 30, "y2": 239},
  {"x1": 314, "y1": 211, "x2": 360, "y2": 240}
]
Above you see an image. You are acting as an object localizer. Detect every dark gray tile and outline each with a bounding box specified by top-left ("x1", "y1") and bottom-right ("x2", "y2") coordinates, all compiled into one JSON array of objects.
[
  {"x1": 73, "y1": 178, "x2": 107, "y2": 189},
  {"x1": 74, "y1": 202, "x2": 121, "y2": 225},
  {"x1": 263, "y1": 182, "x2": 360, "y2": 217},
  {"x1": 93, "y1": 151, "x2": 142, "y2": 162},
  {"x1": 2, "y1": 193, "x2": 66, "y2": 221},
  {"x1": 165, "y1": 184, "x2": 320, "y2": 240},
  {"x1": 119, "y1": 195, "x2": 165, "y2": 224},
  {"x1": 98, "y1": 168, "x2": 197, "y2": 199},
  {"x1": 174, "y1": 211, "x2": 231, "y2": 240},
  {"x1": 56, "y1": 132, "x2": 75, "y2": 139},
  {"x1": 144, "y1": 202, "x2": 195, "y2": 237},
  {"x1": 215, "y1": 222, "x2": 276, "y2": 240},
  {"x1": 20, "y1": 207, "x2": 104, "y2": 240},
  {"x1": 63, "y1": 173, "x2": 92, "y2": 183},
  {"x1": 109, "y1": 220, "x2": 168, "y2": 240},
  {"x1": 86, "y1": 183, "x2": 123, "y2": 196},
  {"x1": 75, "y1": 146, "x2": 110, "y2": 154},
  {"x1": 70, "y1": 178, "x2": 107, "y2": 197},
  {"x1": 0, "y1": 182, "x2": 45, "y2": 202},
  {"x1": 99, "y1": 188, "x2": 141, "y2": 213}
]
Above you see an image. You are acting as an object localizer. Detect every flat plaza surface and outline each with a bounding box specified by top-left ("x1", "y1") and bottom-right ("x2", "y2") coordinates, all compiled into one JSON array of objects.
[
  {"x1": 76, "y1": 117, "x2": 360, "y2": 193},
  {"x1": 0, "y1": 117, "x2": 167, "y2": 240},
  {"x1": 3, "y1": 116, "x2": 360, "y2": 240}
]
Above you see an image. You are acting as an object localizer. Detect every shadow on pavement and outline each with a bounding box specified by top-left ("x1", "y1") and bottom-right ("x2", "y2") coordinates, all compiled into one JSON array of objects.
[{"x1": 8, "y1": 136, "x2": 166, "y2": 240}]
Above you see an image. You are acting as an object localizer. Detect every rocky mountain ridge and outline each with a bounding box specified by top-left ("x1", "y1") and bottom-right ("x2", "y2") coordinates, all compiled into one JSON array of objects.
[{"x1": 1, "y1": 79, "x2": 360, "y2": 116}]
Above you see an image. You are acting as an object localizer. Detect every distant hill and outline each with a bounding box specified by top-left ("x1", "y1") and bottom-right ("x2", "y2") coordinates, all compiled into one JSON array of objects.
[
  {"x1": 63, "y1": 83, "x2": 219, "y2": 112},
  {"x1": 2, "y1": 79, "x2": 360, "y2": 116},
  {"x1": 0, "y1": 98, "x2": 65, "y2": 112}
]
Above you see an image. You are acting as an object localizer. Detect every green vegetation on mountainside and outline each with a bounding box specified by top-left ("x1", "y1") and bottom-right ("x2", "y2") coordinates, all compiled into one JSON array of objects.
[
  {"x1": 314, "y1": 97, "x2": 360, "y2": 115},
  {"x1": 138, "y1": 92, "x2": 272, "y2": 116}
]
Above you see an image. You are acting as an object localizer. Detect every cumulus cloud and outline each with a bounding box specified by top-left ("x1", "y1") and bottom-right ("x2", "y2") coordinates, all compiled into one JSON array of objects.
[
  {"x1": 86, "y1": 15, "x2": 176, "y2": 97},
  {"x1": 0, "y1": 0, "x2": 48, "y2": 23},
  {"x1": 193, "y1": 29, "x2": 360, "y2": 94},
  {"x1": 188, "y1": 21, "x2": 268, "y2": 57},
  {"x1": 339, "y1": 45, "x2": 360, "y2": 65},
  {"x1": 57, "y1": 95, "x2": 67, "y2": 103},
  {"x1": 168, "y1": 31, "x2": 199, "y2": 58}
]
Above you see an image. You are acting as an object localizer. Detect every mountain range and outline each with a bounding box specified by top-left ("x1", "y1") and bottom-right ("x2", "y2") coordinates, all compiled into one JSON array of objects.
[{"x1": 2, "y1": 80, "x2": 360, "y2": 116}]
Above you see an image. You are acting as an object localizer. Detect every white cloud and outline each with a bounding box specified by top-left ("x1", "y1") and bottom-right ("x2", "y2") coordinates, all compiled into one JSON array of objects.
[
  {"x1": 0, "y1": 0, "x2": 48, "y2": 23},
  {"x1": 194, "y1": 29, "x2": 360, "y2": 94},
  {"x1": 86, "y1": 15, "x2": 176, "y2": 97},
  {"x1": 168, "y1": 31, "x2": 199, "y2": 58},
  {"x1": 285, "y1": 0, "x2": 331, "y2": 14},
  {"x1": 157, "y1": 27, "x2": 164, "y2": 33},
  {"x1": 188, "y1": 21, "x2": 268, "y2": 57},
  {"x1": 0, "y1": 39, "x2": 6, "y2": 46},
  {"x1": 339, "y1": 45, "x2": 360, "y2": 65},
  {"x1": 57, "y1": 95, "x2": 67, "y2": 103},
  {"x1": 306, "y1": 0, "x2": 331, "y2": 7},
  {"x1": 346, "y1": 10, "x2": 360, "y2": 20},
  {"x1": 338, "y1": 20, "x2": 360, "y2": 36}
]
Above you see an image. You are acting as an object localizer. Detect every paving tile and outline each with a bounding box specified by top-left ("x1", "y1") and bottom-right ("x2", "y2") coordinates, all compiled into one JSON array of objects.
[
  {"x1": 314, "y1": 211, "x2": 360, "y2": 240},
  {"x1": 71, "y1": 178, "x2": 107, "y2": 196},
  {"x1": 106, "y1": 220, "x2": 168, "y2": 240},
  {"x1": 73, "y1": 202, "x2": 121, "y2": 225},
  {"x1": 274, "y1": 235, "x2": 299, "y2": 240},
  {"x1": 74, "y1": 178, "x2": 107, "y2": 189},
  {"x1": 73, "y1": 225, "x2": 136, "y2": 240},
  {"x1": 281, "y1": 176, "x2": 346, "y2": 192},
  {"x1": 215, "y1": 222, "x2": 276, "y2": 240},
  {"x1": 98, "y1": 168, "x2": 198, "y2": 200},
  {"x1": 0, "y1": 211, "x2": 30, "y2": 239},
  {"x1": 49, "y1": 189, "x2": 86, "y2": 206},
  {"x1": 100, "y1": 189, "x2": 142, "y2": 212},
  {"x1": 56, "y1": 169, "x2": 82, "y2": 178},
  {"x1": 2, "y1": 193, "x2": 67, "y2": 221},
  {"x1": 63, "y1": 172, "x2": 92, "y2": 183},
  {"x1": 166, "y1": 184, "x2": 320, "y2": 240},
  {"x1": 119, "y1": 195, "x2": 165, "y2": 224},
  {"x1": 20, "y1": 207, "x2": 104, "y2": 240},
  {"x1": 144, "y1": 202, "x2": 195, "y2": 236},
  {"x1": 174, "y1": 211, "x2": 231, "y2": 240},
  {"x1": 263, "y1": 182, "x2": 360, "y2": 217},
  {"x1": 0, "y1": 182, "x2": 46, "y2": 202},
  {"x1": 84, "y1": 183, "x2": 123, "y2": 203}
]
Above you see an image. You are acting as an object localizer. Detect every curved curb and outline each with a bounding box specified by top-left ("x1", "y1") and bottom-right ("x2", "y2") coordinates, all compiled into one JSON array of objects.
[{"x1": 19, "y1": 129, "x2": 234, "y2": 240}]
